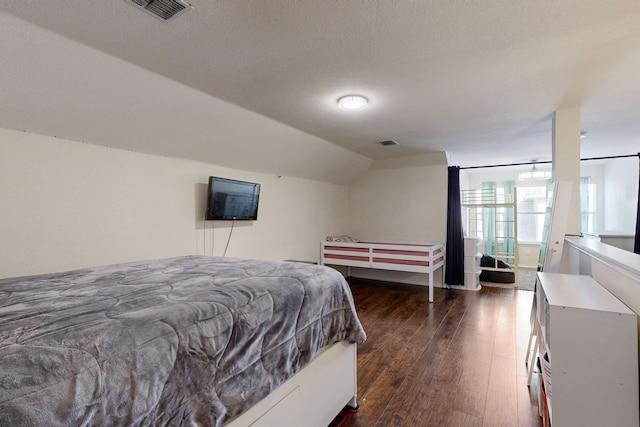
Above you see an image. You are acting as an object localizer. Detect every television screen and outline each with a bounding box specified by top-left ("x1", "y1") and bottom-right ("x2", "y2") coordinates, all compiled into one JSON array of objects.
[{"x1": 205, "y1": 176, "x2": 260, "y2": 220}]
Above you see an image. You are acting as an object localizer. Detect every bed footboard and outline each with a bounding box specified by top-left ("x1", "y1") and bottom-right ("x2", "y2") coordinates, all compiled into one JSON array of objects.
[{"x1": 225, "y1": 341, "x2": 358, "y2": 427}]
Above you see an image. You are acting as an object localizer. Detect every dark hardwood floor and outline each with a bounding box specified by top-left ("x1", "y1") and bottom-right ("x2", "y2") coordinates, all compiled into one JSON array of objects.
[{"x1": 330, "y1": 279, "x2": 542, "y2": 427}]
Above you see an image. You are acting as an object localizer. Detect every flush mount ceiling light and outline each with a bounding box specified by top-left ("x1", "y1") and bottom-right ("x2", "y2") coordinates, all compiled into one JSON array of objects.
[{"x1": 337, "y1": 95, "x2": 368, "y2": 111}]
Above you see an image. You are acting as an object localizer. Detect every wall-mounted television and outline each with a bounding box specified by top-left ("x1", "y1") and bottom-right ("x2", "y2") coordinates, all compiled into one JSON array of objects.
[{"x1": 205, "y1": 176, "x2": 260, "y2": 221}]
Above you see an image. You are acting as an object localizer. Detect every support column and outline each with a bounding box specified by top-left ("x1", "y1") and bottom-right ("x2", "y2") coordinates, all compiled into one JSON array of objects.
[{"x1": 552, "y1": 108, "x2": 581, "y2": 236}]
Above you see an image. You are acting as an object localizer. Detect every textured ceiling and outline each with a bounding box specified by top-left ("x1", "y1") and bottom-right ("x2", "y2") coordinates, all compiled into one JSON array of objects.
[{"x1": 1, "y1": 1, "x2": 639, "y2": 180}]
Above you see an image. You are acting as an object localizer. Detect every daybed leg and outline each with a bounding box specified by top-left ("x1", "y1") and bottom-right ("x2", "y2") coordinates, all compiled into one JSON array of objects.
[
  {"x1": 346, "y1": 396, "x2": 360, "y2": 412},
  {"x1": 428, "y1": 271, "x2": 434, "y2": 303}
]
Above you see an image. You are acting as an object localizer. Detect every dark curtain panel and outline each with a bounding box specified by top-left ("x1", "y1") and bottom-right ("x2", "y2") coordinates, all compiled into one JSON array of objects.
[
  {"x1": 635, "y1": 154, "x2": 640, "y2": 254},
  {"x1": 445, "y1": 166, "x2": 464, "y2": 286}
]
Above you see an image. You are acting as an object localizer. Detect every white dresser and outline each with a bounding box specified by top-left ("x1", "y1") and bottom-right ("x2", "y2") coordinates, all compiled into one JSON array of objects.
[
  {"x1": 463, "y1": 237, "x2": 481, "y2": 291},
  {"x1": 535, "y1": 272, "x2": 639, "y2": 427}
]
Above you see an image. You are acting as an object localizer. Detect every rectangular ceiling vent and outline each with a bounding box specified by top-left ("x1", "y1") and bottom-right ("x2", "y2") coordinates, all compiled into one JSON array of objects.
[
  {"x1": 378, "y1": 139, "x2": 399, "y2": 147},
  {"x1": 127, "y1": 0, "x2": 193, "y2": 22}
]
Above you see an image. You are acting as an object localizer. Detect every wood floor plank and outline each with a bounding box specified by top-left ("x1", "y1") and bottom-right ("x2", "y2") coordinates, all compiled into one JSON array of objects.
[
  {"x1": 418, "y1": 376, "x2": 485, "y2": 427},
  {"x1": 436, "y1": 338, "x2": 494, "y2": 418},
  {"x1": 517, "y1": 373, "x2": 543, "y2": 427},
  {"x1": 484, "y1": 355, "x2": 518, "y2": 427},
  {"x1": 493, "y1": 298, "x2": 517, "y2": 359}
]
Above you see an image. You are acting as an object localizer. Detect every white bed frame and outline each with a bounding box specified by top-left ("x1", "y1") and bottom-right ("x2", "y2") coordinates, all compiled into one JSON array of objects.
[
  {"x1": 225, "y1": 341, "x2": 357, "y2": 427},
  {"x1": 321, "y1": 240, "x2": 446, "y2": 302}
]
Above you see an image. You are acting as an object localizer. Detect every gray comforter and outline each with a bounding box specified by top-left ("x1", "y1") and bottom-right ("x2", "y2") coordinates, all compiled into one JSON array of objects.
[{"x1": 0, "y1": 256, "x2": 366, "y2": 426}]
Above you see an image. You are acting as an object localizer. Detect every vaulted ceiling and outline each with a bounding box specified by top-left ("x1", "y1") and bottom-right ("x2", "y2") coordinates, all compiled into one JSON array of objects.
[{"x1": 1, "y1": 1, "x2": 639, "y2": 183}]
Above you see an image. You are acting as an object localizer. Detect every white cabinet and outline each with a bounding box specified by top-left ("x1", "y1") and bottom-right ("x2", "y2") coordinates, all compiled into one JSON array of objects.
[
  {"x1": 535, "y1": 272, "x2": 639, "y2": 427},
  {"x1": 463, "y1": 237, "x2": 481, "y2": 290}
]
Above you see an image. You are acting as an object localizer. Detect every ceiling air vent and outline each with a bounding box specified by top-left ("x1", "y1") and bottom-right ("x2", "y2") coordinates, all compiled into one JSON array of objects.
[
  {"x1": 126, "y1": 0, "x2": 193, "y2": 22},
  {"x1": 378, "y1": 139, "x2": 399, "y2": 147}
]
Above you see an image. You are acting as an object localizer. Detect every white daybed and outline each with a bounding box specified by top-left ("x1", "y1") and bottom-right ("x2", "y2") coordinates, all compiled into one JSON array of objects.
[{"x1": 321, "y1": 240, "x2": 446, "y2": 302}]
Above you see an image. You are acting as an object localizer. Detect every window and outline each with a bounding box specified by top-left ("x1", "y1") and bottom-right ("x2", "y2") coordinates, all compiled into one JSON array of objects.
[
  {"x1": 517, "y1": 169, "x2": 551, "y2": 181},
  {"x1": 462, "y1": 183, "x2": 548, "y2": 244},
  {"x1": 517, "y1": 186, "x2": 547, "y2": 242},
  {"x1": 580, "y1": 177, "x2": 596, "y2": 232}
]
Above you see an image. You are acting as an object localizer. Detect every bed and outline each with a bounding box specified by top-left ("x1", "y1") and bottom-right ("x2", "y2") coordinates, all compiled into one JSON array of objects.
[
  {"x1": 0, "y1": 256, "x2": 366, "y2": 427},
  {"x1": 321, "y1": 239, "x2": 446, "y2": 302}
]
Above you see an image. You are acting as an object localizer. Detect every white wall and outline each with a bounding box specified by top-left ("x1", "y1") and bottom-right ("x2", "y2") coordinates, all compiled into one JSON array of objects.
[
  {"x1": 0, "y1": 128, "x2": 349, "y2": 278},
  {"x1": 344, "y1": 153, "x2": 448, "y2": 285},
  {"x1": 347, "y1": 153, "x2": 448, "y2": 241},
  {"x1": 579, "y1": 162, "x2": 605, "y2": 232},
  {"x1": 519, "y1": 243, "x2": 541, "y2": 269},
  {"x1": 603, "y1": 157, "x2": 638, "y2": 233}
]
